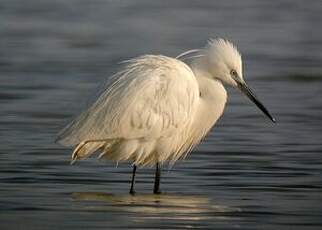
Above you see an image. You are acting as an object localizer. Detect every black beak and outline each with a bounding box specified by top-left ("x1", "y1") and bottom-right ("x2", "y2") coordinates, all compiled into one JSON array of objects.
[{"x1": 237, "y1": 81, "x2": 276, "y2": 123}]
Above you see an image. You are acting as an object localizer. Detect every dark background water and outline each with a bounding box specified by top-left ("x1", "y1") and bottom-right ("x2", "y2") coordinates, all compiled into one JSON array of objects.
[{"x1": 1, "y1": 0, "x2": 322, "y2": 229}]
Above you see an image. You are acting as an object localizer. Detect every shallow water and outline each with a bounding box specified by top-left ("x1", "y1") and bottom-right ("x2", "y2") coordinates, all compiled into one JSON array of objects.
[{"x1": 1, "y1": 0, "x2": 322, "y2": 229}]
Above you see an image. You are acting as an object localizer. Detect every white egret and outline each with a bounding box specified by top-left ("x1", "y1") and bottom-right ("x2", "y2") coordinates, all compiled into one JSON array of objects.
[{"x1": 56, "y1": 38, "x2": 275, "y2": 194}]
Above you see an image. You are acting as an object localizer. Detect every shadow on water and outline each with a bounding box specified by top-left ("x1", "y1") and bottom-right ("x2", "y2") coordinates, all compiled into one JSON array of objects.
[{"x1": 72, "y1": 192, "x2": 241, "y2": 221}]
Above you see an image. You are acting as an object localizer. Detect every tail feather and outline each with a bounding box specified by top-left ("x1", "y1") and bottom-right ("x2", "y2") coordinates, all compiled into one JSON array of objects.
[{"x1": 71, "y1": 142, "x2": 105, "y2": 164}]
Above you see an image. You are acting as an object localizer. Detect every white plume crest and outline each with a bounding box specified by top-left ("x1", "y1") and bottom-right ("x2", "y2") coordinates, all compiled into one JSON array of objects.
[{"x1": 206, "y1": 38, "x2": 243, "y2": 77}]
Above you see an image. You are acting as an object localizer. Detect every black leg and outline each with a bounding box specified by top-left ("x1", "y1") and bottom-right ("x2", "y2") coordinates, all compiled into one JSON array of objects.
[
  {"x1": 153, "y1": 162, "x2": 161, "y2": 194},
  {"x1": 130, "y1": 164, "x2": 137, "y2": 195}
]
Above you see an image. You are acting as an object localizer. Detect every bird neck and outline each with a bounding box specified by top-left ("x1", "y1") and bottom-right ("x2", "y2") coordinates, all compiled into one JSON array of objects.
[
  {"x1": 189, "y1": 64, "x2": 228, "y2": 138},
  {"x1": 191, "y1": 63, "x2": 227, "y2": 104},
  {"x1": 196, "y1": 73, "x2": 227, "y2": 110}
]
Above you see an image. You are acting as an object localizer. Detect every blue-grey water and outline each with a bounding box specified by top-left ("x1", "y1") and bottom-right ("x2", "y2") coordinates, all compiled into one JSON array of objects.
[{"x1": 1, "y1": 0, "x2": 322, "y2": 229}]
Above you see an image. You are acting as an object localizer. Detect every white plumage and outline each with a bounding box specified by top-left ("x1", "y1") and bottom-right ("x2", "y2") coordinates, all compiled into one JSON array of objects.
[{"x1": 57, "y1": 38, "x2": 274, "y2": 193}]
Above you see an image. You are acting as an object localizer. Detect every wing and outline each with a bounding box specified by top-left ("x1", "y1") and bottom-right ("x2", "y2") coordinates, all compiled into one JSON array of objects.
[{"x1": 57, "y1": 55, "x2": 199, "y2": 146}]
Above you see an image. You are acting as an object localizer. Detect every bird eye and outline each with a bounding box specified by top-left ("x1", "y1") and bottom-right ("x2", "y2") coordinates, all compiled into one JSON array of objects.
[{"x1": 230, "y1": 69, "x2": 237, "y2": 76}]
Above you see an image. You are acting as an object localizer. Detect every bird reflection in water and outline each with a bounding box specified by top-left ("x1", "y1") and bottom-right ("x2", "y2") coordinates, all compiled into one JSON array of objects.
[{"x1": 72, "y1": 192, "x2": 241, "y2": 222}]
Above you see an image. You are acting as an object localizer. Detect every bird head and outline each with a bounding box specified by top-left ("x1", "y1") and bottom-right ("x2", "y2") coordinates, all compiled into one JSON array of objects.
[
  {"x1": 204, "y1": 38, "x2": 275, "y2": 123},
  {"x1": 205, "y1": 38, "x2": 243, "y2": 87}
]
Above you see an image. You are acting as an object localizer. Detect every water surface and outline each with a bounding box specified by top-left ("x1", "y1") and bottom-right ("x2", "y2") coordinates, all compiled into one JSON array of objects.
[{"x1": 1, "y1": 0, "x2": 322, "y2": 229}]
